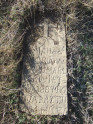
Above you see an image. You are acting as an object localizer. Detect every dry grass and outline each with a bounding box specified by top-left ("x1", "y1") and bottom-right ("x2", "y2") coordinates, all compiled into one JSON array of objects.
[
  {"x1": 0, "y1": 0, "x2": 36, "y2": 94},
  {"x1": 66, "y1": 1, "x2": 93, "y2": 123},
  {"x1": 0, "y1": 0, "x2": 93, "y2": 123}
]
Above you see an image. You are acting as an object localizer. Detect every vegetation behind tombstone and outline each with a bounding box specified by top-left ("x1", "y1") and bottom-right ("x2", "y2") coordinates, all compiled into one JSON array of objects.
[{"x1": 0, "y1": 0, "x2": 93, "y2": 123}]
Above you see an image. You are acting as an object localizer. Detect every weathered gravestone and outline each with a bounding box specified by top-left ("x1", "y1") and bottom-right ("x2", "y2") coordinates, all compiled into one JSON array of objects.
[{"x1": 20, "y1": 18, "x2": 68, "y2": 115}]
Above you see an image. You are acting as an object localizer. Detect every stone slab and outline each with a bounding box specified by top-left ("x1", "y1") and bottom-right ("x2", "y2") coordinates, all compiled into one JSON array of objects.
[{"x1": 20, "y1": 18, "x2": 68, "y2": 115}]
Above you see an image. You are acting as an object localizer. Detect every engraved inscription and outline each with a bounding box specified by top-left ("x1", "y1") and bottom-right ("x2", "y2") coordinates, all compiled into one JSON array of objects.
[{"x1": 20, "y1": 18, "x2": 67, "y2": 115}]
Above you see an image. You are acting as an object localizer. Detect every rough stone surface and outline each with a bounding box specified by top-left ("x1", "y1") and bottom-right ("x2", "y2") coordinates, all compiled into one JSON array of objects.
[{"x1": 20, "y1": 18, "x2": 68, "y2": 115}]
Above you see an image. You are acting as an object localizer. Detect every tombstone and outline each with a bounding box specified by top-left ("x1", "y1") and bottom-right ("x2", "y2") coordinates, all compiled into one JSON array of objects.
[{"x1": 20, "y1": 16, "x2": 68, "y2": 115}]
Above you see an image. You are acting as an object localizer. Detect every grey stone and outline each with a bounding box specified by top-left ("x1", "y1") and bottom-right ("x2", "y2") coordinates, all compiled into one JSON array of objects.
[{"x1": 20, "y1": 18, "x2": 68, "y2": 115}]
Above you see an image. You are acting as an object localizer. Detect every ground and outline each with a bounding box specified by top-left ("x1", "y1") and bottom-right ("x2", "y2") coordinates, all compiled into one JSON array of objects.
[{"x1": 0, "y1": 0, "x2": 93, "y2": 124}]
